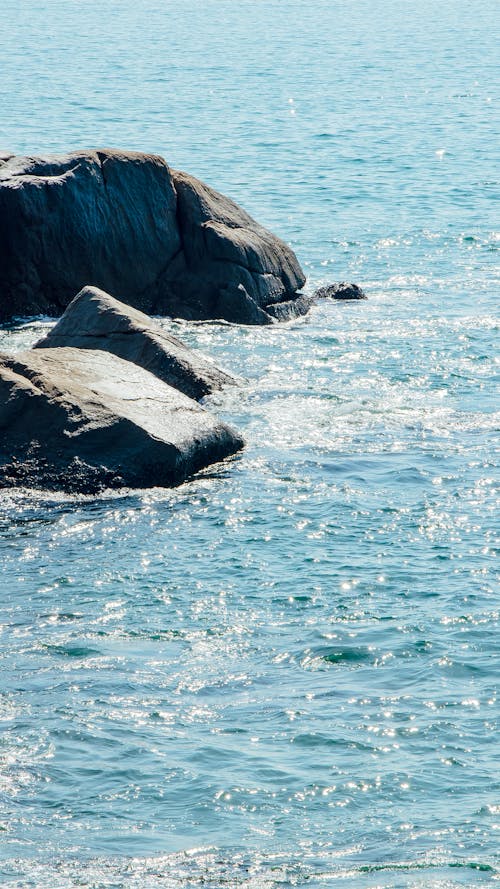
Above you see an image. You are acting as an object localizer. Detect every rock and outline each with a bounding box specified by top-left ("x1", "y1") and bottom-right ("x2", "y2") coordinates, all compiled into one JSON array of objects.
[
  {"x1": 313, "y1": 282, "x2": 367, "y2": 301},
  {"x1": 0, "y1": 347, "x2": 244, "y2": 493},
  {"x1": 0, "y1": 148, "x2": 307, "y2": 324},
  {"x1": 214, "y1": 284, "x2": 274, "y2": 326},
  {"x1": 266, "y1": 294, "x2": 314, "y2": 322},
  {"x1": 34, "y1": 285, "x2": 239, "y2": 401},
  {"x1": 165, "y1": 169, "x2": 306, "y2": 322},
  {"x1": 0, "y1": 149, "x2": 180, "y2": 320}
]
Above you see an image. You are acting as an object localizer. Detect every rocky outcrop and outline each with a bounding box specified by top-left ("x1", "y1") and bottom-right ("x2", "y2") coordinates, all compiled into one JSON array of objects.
[
  {"x1": 34, "y1": 285, "x2": 239, "y2": 401},
  {"x1": 0, "y1": 149, "x2": 307, "y2": 324},
  {"x1": 313, "y1": 282, "x2": 367, "y2": 301},
  {"x1": 0, "y1": 347, "x2": 244, "y2": 493}
]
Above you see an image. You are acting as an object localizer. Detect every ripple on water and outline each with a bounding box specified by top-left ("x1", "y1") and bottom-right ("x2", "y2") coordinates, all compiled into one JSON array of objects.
[{"x1": 0, "y1": 0, "x2": 499, "y2": 881}]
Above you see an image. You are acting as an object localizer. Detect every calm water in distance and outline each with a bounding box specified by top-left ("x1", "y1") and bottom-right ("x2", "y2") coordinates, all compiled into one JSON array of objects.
[{"x1": 0, "y1": 1, "x2": 498, "y2": 886}]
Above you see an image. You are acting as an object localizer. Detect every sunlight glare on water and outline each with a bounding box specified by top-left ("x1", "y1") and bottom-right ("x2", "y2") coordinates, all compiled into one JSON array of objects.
[{"x1": 0, "y1": 0, "x2": 498, "y2": 886}]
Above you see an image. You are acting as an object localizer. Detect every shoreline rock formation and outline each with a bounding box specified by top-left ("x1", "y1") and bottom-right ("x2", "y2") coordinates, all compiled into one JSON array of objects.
[
  {"x1": 0, "y1": 148, "x2": 306, "y2": 325},
  {"x1": 0, "y1": 287, "x2": 243, "y2": 492},
  {"x1": 0, "y1": 146, "x2": 369, "y2": 493}
]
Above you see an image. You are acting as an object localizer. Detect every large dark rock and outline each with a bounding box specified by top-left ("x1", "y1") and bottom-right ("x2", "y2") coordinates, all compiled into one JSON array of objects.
[
  {"x1": 0, "y1": 150, "x2": 180, "y2": 320},
  {"x1": 0, "y1": 149, "x2": 307, "y2": 324},
  {"x1": 0, "y1": 347, "x2": 244, "y2": 493},
  {"x1": 313, "y1": 282, "x2": 367, "y2": 301},
  {"x1": 34, "y1": 285, "x2": 239, "y2": 401}
]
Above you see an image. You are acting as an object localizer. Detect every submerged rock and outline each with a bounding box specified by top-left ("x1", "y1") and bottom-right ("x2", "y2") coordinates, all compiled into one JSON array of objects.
[
  {"x1": 314, "y1": 282, "x2": 367, "y2": 301},
  {"x1": 0, "y1": 148, "x2": 307, "y2": 324},
  {"x1": 0, "y1": 347, "x2": 244, "y2": 493},
  {"x1": 34, "y1": 285, "x2": 239, "y2": 401}
]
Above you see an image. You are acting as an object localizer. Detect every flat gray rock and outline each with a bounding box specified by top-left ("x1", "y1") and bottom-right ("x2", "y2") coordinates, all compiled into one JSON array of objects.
[
  {"x1": 0, "y1": 148, "x2": 307, "y2": 324},
  {"x1": 0, "y1": 347, "x2": 244, "y2": 493},
  {"x1": 34, "y1": 285, "x2": 239, "y2": 401}
]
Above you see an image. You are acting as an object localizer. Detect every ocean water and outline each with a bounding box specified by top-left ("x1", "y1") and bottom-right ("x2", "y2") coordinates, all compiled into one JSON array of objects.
[{"x1": 0, "y1": 1, "x2": 499, "y2": 886}]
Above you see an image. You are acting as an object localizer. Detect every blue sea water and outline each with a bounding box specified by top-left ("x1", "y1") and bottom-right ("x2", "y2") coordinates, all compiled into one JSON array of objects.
[{"x1": 0, "y1": 0, "x2": 499, "y2": 886}]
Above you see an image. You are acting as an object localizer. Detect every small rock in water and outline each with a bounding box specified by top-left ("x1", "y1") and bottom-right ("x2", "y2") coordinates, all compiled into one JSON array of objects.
[{"x1": 314, "y1": 282, "x2": 367, "y2": 301}]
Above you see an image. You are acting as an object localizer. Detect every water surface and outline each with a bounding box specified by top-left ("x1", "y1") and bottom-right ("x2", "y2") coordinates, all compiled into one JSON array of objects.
[{"x1": 0, "y1": 1, "x2": 498, "y2": 886}]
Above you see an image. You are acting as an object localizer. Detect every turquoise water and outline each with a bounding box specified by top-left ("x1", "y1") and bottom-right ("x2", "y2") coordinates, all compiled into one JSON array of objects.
[{"x1": 0, "y1": 1, "x2": 499, "y2": 886}]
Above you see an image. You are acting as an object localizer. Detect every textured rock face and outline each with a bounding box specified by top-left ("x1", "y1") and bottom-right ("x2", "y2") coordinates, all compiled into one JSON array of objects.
[
  {"x1": 0, "y1": 347, "x2": 244, "y2": 493},
  {"x1": 34, "y1": 286, "x2": 239, "y2": 401},
  {"x1": 314, "y1": 282, "x2": 367, "y2": 301},
  {"x1": 266, "y1": 294, "x2": 314, "y2": 322},
  {"x1": 0, "y1": 150, "x2": 180, "y2": 319},
  {"x1": 166, "y1": 169, "x2": 307, "y2": 323},
  {"x1": 0, "y1": 149, "x2": 307, "y2": 324}
]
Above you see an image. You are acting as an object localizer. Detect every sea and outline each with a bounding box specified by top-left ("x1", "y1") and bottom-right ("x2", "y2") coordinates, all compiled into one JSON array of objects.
[{"x1": 0, "y1": 1, "x2": 498, "y2": 886}]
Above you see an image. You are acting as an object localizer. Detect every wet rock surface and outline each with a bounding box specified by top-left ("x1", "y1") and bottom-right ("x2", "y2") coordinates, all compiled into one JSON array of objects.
[
  {"x1": 167, "y1": 169, "x2": 306, "y2": 323},
  {"x1": 266, "y1": 294, "x2": 314, "y2": 322}
]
